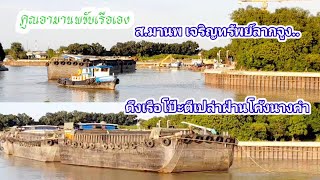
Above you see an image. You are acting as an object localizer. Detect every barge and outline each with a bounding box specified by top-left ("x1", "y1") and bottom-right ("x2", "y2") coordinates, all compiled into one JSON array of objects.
[
  {"x1": 57, "y1": 65, "x2": 119, "y2": 90},
  {"x1": 47, "y1": 55, "x2": 136, "y2": 80},
  {"x1": 0, "y1": 125, "x2": 62, "y2": 162},
  {"x1": 60, "y1": 122, "x2": 237, "y2": 173}
]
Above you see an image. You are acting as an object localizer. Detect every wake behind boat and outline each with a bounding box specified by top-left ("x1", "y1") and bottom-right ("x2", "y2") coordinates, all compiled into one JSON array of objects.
[{"x1": 57, "y1": 65, "x2": 120, "y2": 90}]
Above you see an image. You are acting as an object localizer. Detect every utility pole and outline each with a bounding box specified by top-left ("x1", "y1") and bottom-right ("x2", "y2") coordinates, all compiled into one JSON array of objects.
[{"x1": 226, "y1": 50, "x2": 230, "y2": 65}]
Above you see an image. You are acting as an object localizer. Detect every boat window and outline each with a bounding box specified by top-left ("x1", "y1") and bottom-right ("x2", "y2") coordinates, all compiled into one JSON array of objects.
[{"x1": 101, "y1": 68, "x2": 109, "y2": 72}]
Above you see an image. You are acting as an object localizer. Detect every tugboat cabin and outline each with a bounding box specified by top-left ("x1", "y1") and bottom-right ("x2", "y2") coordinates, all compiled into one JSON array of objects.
[{"x1": 71, "y1": 65, "x2": 114, "y2": 82}]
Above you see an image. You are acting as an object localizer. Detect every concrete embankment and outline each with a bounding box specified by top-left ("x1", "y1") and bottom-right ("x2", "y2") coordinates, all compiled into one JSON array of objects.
[
  {"x1": 204, "y1": 69, "x2": 320, "y2": 90},
  {"x1": 4, "y1": 60, "x2": 48, "y2": 66},
  {"x1": 235, "y1": 141, "x2": 320, "y2": 160}
]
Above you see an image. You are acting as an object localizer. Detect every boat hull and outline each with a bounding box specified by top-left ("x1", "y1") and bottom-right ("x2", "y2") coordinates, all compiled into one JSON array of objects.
[
  {"x1": 1, "y1": 140, "x2": 60, "y2": 162},
  {"x1": 59, "y1": 136, "x2": 235, "y2": 173},
  {"x1": 0, "y1": 64, "x2": 8, "y2": 71},
  {"x1": 57, "y1": 78, "x2": 118, "y2": 90}
]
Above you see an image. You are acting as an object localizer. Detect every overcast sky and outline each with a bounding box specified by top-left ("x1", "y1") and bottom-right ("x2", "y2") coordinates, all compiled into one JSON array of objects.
[
  {"x1": 0, "y1": 0, "x2": 318, "y2": 50},
  {"x1": 0, "y1": 102, "x2": 166, "y2": 121}
]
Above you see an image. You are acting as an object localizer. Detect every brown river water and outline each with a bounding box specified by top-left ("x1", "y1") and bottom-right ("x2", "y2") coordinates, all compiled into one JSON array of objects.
[
  {"x1": 1, "y1": 153, "x2": 320, "y2": 180},
  {"x1": 0, "y1": 66, "x2": 319, "y2": 102}
]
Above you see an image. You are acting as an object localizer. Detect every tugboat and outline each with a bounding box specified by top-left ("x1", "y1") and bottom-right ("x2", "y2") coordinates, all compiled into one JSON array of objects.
[{"x1": 57, "y1": 65, "x2": 120, "y2": 90}]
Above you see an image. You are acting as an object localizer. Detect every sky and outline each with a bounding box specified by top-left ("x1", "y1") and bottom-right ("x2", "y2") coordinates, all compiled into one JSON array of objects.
[
  {"x1": 0, "y1": 102, "x2": 166, "y2": 121},
  {"x1": 0, "y1": 0, "x2": 319, "y2": 51}
]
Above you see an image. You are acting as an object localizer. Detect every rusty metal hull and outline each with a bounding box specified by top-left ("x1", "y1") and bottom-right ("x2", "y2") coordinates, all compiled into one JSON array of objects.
[
  {"x1": 58, "y1": 84, "x2": 117, "y2": 90},
  {"x1": 59, "y1": 132, "x2": 236, "y2": 173},
  {"x1": 57, "y1": 80, "x2": 118, "y2": 90},
  {"x1": 1, "y1": 140, "x2": 60, "y2": 162}
]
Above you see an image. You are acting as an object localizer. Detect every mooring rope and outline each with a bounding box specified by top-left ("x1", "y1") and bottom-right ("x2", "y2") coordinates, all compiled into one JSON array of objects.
[{"x1": 245, "y1": 150, "x2": 274, "y2": 173}]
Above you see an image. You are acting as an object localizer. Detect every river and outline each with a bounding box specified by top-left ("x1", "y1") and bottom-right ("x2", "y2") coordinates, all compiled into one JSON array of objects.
[
  {"x1": 0, "y1": 67, "x2": 318, "y2": 102},
  {"x1": 0, "y1": 154, "x2": 319, "y2": 180}
]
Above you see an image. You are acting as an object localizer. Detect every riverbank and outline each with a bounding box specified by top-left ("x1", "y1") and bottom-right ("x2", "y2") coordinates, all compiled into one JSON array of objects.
[
  {"x1": 235, "y1": 141, "x2": 320, "y2": 160},
  {"x1": 204, "y1": 69, "x2": 320, "y2": 90},
  {"x1": 4, "y1": 60, "x2": 48, "y2": 66}
]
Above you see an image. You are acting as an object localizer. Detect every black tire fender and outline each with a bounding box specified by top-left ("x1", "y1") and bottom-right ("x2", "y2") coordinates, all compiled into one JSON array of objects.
[
  {"x1": 108, "y1": 143, "x2": 115, "y2": 150},
  {"x1": 102, "y1": 143, "x2": 108, "y2": 150},
  {"x1": 194, "y1": 135, "x2": 204, "y2": 144},
  {"x1": 89, "y1": 143, "x2": 95, "y2": 149},
  {"x1": 145, "y1": 139, "x2": 155, "y2": 148},
  {"x1": 72, "y1": 141, "x2": 78, "y2": 148},
  {"x1": 47, "y1": 140, "x2": 54, "y2": 146},
  {"x1": 215, "y1": 136, "x2": 224, "y2": 142},
  {"x1": 225, "y1": 137, "x2": 232, "y2": 143},
  {"x1": 162, "y1": 138, "x2": 171, "y2": 146},
  {"x1": 123, "y1": 142, "x2": 129, "y2": 149},
  {"x1": 130, "y1": 142, "x2": 137, "y2": 149},
  {"x1": 182, "y1": 135, "x2": 192, "y2": 144},
  {"x1": 204, "y1": 135, "x2": 214, "y2": 143},
  {"x1": 79, "y1": 142, "x2": 84, "y2": 148}
]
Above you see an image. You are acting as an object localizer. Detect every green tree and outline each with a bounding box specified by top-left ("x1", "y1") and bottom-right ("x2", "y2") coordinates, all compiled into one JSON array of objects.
[
  {"x1": 287, "y1": 116, "x2": 308, "y2": 141},
  {"x1": 47, "y1": 49, "x2": 56, "y2": 59},
  {"x1": 228, "y1": 7, "x2": 320, "y2": 72},
  {"x1": 9, "y1": 42, "x2": 26, "y2": 59}
]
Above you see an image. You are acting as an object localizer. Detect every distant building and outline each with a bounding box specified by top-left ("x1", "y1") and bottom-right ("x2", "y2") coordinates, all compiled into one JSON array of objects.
[{"x1": 26, "y1": 51, "x2": 48, "y2": 60}]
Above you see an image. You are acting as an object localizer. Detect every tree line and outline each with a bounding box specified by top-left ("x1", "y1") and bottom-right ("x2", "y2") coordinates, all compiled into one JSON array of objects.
[
  {"x1": 141, "y1": 103, "x2": 320, "y2": 142},
  {"x1": 110, "y1": 40, "x2": 200, "y2": 56},
  {"x1": 214, "y1": 6, "x2": 320, "y2": 72},
  {"x1": 38, "y1": 111, "x2": 138, "y2": 126},
  {"x1": 1, "y1": 106, "x2": 320, "y2": 141},
  {"x1": 3, "y1": 40, "x2": 200, "y2": 60},
  {"x1": 0, "y1": 111, "x2": 138, "y2": 131}
]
